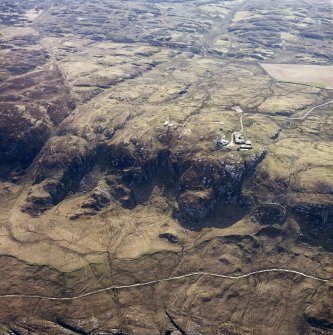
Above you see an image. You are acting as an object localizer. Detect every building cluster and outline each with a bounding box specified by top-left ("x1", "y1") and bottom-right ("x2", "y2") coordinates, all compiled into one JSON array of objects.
[{"x1": 233, "y1": 132, "x2": 252, "y2": 150}]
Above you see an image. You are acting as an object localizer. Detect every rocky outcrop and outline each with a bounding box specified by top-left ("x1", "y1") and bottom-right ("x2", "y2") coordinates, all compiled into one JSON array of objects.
[
  {"x1": 293, "y1": 203, "x2": 333, "y2": 250},
  {"x1": 23, "y1": 135, "x2": 95, "y2": 214},
  {"x1": 253, "y1": 203, "x2": 286, "y2": 225},
  {"x1": 178, "y1": 189, "x2": 216, "y2": 220},
  {"x1": 25, "y1": 142, "x2": 266, "y2": 223},
  {"x1": 0, "y1": 107, "x2": 51, "y2": 174},
  {"x1": 159, "y1": 233, "x2": 179, "y2": 243},
  {"x1": 81, "y1": 180, "x2": 112, "y2": 211},
  {"x1": 176, "y1": 151, "x2": 266, "y2": 222},
  {"x1": 106, "y1": 175, "x2": 135, "y2": 209},
  {"x1": 293, "y1": 204, "x2": 333, "y2": 234},
  {"x1": 23, "y1": 128, "x2": 269, "y2": 227},
  {"x1": 304, "y1": 300, "x2": 333, "y2": 331}
]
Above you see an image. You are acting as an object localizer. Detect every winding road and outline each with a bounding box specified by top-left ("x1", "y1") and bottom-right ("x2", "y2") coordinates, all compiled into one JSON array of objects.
[
  {"x1": 236, "y1": 100, "x2": 333, "y2": 135},
  {"x1": 0, "y1": 268, "x2": 330, "y2": 301},
  {"x1": 286, "y1": 100, "x2": 333, "y2": 120}
]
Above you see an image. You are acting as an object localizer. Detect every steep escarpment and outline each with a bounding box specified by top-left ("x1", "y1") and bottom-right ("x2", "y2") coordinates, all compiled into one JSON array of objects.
[
  {"x1": 0, "y1": 28, "x2": 74, "y2": 179},
  {"x1": 24, "y1": 125, "x2": 267, "y2": 224}
]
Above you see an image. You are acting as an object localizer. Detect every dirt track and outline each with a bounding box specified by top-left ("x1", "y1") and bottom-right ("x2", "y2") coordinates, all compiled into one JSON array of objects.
[{"x1": 0, "y1": 268, "x2": 330, "y2": 301}]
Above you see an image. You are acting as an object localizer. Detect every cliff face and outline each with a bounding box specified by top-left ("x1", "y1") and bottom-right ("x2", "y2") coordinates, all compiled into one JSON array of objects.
[
  {"x1": 0, "y1": 30, "x2": 73, "y2": 179},
  {"x1": 25, "y1": 133, "x2": 267, "y2": 224},
  {"x1": 293, "y1": 203, "x2": 333, "y2": 251}
]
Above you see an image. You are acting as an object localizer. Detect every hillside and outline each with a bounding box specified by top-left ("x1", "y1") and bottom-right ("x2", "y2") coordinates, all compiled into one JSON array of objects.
[{"x1": 0, "y1": 0, "x2": 332, "y2": 334}]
